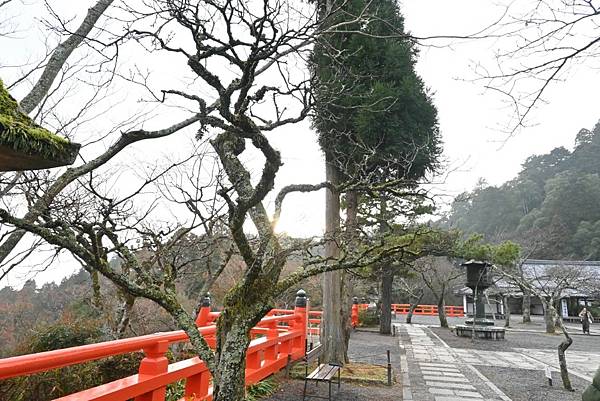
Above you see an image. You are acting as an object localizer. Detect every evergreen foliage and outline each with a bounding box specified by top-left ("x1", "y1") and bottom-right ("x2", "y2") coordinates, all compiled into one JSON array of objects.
[{"x1": 311, "y1": 0, "x2": 440, "y2": 180}]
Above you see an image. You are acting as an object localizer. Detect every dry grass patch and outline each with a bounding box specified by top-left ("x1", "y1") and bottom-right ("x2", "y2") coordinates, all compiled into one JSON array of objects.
[{"x1": 290, "y1": 362, "x2": 391, "y2": 385}]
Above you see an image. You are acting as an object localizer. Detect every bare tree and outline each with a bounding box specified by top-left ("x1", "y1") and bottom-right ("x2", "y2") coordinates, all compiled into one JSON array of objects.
[
  {"x1": 0, "y1": 0, "x2": 18, "y2": 38},
  {"x1": 19, "y1": 0, "x2": 115, "y2": 114},
  {"x1": 396, "y1": 277, "x2": 424, "y2": 324},
  {"x1": 0, "y1": 0, "x2": 121, "y2": 280},
  {"x1": 413, "y1": 256, "x2": 463, "y2": 328},
  {"x1": 495, "y1": 260, "x2": 599, "y2": 391},
  {"x1": 475, "y1": 0, "x2": 600, "y2": 132},
  {"x1": 0, "y1": 1, "x2": 421, "y2": 399}
]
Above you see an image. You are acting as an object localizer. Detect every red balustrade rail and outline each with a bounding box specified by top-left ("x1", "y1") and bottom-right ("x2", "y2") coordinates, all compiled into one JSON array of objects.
[
  {"x1": 0, "y1": 292, "x2": 313, "y2": 401},
  {"x1": 391, "y1": 304, "x2": 465, "y2": 317},
  {"x1": 350, "y1": 302, "x2": 465, "y2": 326},
  {"x1": 1, "y1": 295, "x2": 466, "y2": 400},
  {"x1": 308, "y1": 310, "x2": 322, "y2": 336}
]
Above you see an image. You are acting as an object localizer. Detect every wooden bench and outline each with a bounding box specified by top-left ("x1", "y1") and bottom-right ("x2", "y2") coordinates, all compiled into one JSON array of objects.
[{"x1": 302, "y1": 344, "x2": 341, "y2": 401}]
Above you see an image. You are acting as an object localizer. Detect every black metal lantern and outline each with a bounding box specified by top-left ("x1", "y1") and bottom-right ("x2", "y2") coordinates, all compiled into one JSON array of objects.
[
  {"x1": 462, "y1": 260, "x2": 494, "y2": 327},
  {"x1": 464, "y1": 260, "x2": 492, "y2": 291}
]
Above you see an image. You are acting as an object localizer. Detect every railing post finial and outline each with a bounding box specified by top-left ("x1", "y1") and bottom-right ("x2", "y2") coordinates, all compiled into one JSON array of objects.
[
  {"x1": 195, "y1": 293, "x2": 212, "y2": 327},
  {"x1": 295, "y1": 289, "x2": 307, "y2": 307},
  {"x1": 201, "y1": 292, "x2": 211, "y2": 308}
]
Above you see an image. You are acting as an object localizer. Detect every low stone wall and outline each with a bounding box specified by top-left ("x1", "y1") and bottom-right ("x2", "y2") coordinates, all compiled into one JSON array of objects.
[{"x1": 455, "y1": 325, "x2": 505, "y2": 340}]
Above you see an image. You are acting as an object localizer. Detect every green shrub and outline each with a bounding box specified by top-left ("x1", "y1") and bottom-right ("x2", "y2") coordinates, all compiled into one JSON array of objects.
[
  {"x1": 358, "y1": 308, "x2": 379, "y2": 327},
  {"x1": 163, "y1": 376, "x2": 278, "y2": 401},
  {"x1": 0, "y1": 316, "x2": 280, "y2": 401},
  {"x1": 0, "y1": 319, "x2": 143, "y2": 401},
  {"x1": 24, "y1": 319, "x2": 102, "y2": 353},
  {"x1": 166, "y1": 379, "x2": 186, "y2": 401},
  {"x1": 246, "y1": 378, "x2": 278, "y2": 401}
]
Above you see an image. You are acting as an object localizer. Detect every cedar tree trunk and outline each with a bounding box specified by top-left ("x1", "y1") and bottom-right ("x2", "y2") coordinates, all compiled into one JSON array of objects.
[
  {"x1": 379, "y1": 267, "x2": 394, "y2": 334},
  {"x1": 321, "y1": 155, "x2": 347, "y2": 364}
]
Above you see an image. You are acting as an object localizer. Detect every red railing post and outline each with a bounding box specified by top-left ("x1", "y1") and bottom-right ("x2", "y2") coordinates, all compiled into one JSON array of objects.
[
  {"x1": 184, "y1": 368, "x2": 210, "y2": 400},
  {"x1": 134, "y1": 340, "x2": 169, "y2": 401},
  {"x1": 294, "y1": 289, "x2": 308, "y2": 355},
  {"x1": 264, "y1": 321, "x2": 279, "y2": 361},
  {"x1": 351, "y1": 297, "x2": 359, "y2": 328},
  {"x1": 195, "y1": 293, "x2": 212, "y2": 327},
  {"x1": 247, "y1": 349, "x2": 262, "y2": 370}
]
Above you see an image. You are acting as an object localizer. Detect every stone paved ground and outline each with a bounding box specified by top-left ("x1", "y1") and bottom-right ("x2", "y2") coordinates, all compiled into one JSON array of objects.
[
  {"x1": 398, "y1": 323, "x2": 511, "y2": 401},
  {"x1": 402, "y1": 312, "x2": 600, "y2": 336},
  {"x1": 266, "y1": 315, "x2": 599, "y2": 401},
  {"x1": 400, "y1": 321, "x2": 597, "y2": 401},
  {"x1": 429, "y1": 326, "x2": 600, "y2": 380}
]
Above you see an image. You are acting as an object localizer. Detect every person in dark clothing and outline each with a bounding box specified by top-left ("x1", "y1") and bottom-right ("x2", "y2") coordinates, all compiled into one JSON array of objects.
[{"x1": 579, "y1": 307, "x2": 593, "y2": 335}]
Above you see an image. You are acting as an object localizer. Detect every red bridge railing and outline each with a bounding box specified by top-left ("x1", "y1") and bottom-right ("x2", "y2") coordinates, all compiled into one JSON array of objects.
[
  {"x1": 0, "y1": 293, "x2": 464, "y2": 400},
  {"x1": 391, "y1": 304, "x2": 464, "y2": 317},
  {"x1": 0, "y1": 290, "x2": 314, "y2": 401},
  {"x1": 351, "y1": 302, "x2": 465, "y2": 326}
]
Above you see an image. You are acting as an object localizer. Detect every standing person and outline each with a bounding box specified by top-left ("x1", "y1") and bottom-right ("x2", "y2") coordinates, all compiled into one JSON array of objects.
[{"x1": 579, "y1": 307, "x2": 593, "y2": 335}]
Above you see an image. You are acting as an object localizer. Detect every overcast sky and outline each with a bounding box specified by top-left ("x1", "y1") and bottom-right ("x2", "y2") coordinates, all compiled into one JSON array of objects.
[{"x1": 2, "y1": 0, "x2": 600, "y2": 287}]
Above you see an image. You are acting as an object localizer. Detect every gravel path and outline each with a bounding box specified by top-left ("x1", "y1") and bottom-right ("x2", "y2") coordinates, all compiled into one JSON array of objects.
[
  {"x1": 476, "y1": 365, "x2": 589, "y2": 401},
  {"x1": 347, "y1": 328, "x2": 401, "y2": 368},
  {"x1": 430, "y1": 325, "x2": 600, "y2": 353}
]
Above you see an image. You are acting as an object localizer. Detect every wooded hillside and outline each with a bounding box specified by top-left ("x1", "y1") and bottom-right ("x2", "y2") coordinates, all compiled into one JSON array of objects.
[{"x1": 444, "y1": 119, "x2": 600, "y2": 259}]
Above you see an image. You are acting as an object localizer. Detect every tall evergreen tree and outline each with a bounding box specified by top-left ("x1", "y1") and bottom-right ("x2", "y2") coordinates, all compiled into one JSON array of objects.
[{"x1": 312, "y1": 0, "x2": 440, "y2": 360}]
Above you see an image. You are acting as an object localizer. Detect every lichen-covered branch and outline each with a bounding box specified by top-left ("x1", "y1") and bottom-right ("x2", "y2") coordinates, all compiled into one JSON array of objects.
[{"x1": 19, "y1": 0, "x2": 115, "y2": 113}]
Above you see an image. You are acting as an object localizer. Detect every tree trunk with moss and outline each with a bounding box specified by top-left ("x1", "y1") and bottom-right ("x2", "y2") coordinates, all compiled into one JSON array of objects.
[
  {"x1": 406, "y1": 289, "x2": 424, "y2": 324},
  {"x1": 522, "y1": 288, "x2": 531, "y2": 323},
  {"x1": 380, "y1": 267, "x2": 394, "y2": 334},
  {"x1": 438, "y1": 287, "x2": 448, "y2": 328},
  {"x1": 503, "y1": 295, "x2": 510, "y2": 327},
  {"x1": 212, "y1": 313, "x2": 254, "y2": 401}
]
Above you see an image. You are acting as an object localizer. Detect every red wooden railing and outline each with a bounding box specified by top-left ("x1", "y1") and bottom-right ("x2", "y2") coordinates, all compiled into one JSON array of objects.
[
  {"x1": 0, "y1": 290, "x2": 314, "y2": 401},
  {"x1": 391, "y1": 304, "x2": 464, "y2": 317},
  {"x1": 350, "y1": 302, "x2": 465, "y2": 326},
  {"x1": 0, "y1": 292, "x2": 464, "y2": 401}
]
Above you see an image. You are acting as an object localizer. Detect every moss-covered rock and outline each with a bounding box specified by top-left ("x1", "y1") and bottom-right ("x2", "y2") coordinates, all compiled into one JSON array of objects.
[
  {"x1": 583, "y1": 367, "x2": 600, "y2": 401},
  {"x1": 0, "y1": 79, "x2": 79, "y2": 169}
]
